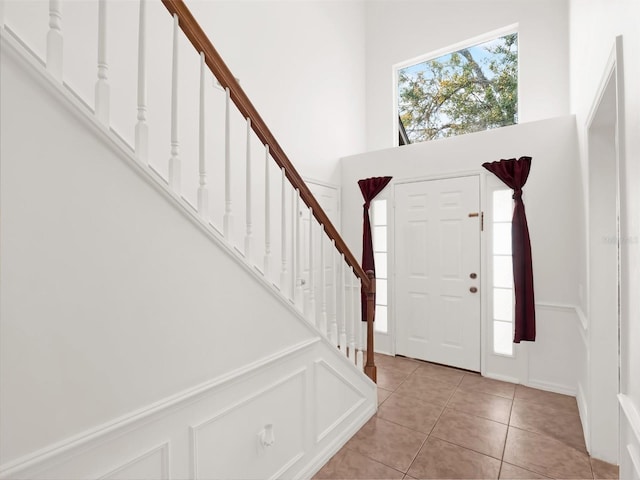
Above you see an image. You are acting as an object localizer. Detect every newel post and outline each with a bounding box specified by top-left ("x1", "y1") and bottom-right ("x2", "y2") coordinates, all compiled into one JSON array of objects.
[{"x1": 364, "y1": 270, "x2": 376, "y2": 383}]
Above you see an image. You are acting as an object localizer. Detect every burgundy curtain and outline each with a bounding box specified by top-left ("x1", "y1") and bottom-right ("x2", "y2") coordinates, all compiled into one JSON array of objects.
[
  {"x1": 482, "y1": 156, "x2": 536, "y2": 343},
  {"x1": 358, "y1": 176, "x2": 392, "y2": 322}
]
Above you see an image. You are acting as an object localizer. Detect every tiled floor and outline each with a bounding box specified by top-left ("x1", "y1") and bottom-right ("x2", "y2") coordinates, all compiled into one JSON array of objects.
[{"x1": 315, "y1": 353, "x2": 619, "y2": 480}]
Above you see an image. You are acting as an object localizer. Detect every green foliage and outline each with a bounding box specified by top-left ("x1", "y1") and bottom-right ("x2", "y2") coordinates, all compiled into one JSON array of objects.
[{"x1": 398, "y1": 33, "x2": 518, "y2": 143}]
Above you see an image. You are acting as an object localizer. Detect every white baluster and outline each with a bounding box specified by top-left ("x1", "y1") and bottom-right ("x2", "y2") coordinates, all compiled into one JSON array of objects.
[
  {"x1": 263, "y1": 145, "x2": 271, "y2": 276},
  {"x1": 168, "y1": 14, "x2": 180, "y2": 194},
  {"x1": 135, "y1": 0, "x2": 148, "y2": 164},
  {"x1": 0, "y1": 0, "x2": 5, "y2": 27},
  {"x1": 291, "y1": 185, "x2": 297, "y2": 299},
  {"x1": 47, "y1": 0, "x2": 63, "y2": 82},
  {"x1": 348, "y1": 270, "x2": 356, "y2": 365},
  {"x1": 95, "y1": 0, "x2": 110, "y2": 125},
  {"x1": 307, "y1": 208, "x2": 316, "y2": 326},
  {"x1": 197, "y1": 52, "x2": 208, "y2": 218},
  {"x1": 330, "y1": 241, "x2": 338, "y2": 346},
  {"x1": 319, "y1": 226, "x2": 328, "y2": 337},
  {"x1": 223, "y1": 87, "x2": 233, "y2": 239},
  {"x1": 280, "y1": 167, "x2": 288, "y2": 294},
  {"x1": 244, "y1": 118, "x2": 252, "y2": 257},
  {"x1": 339, "y1": 253, "x2": 347, "y2": 355},
  {"x1": 294, "y1": 189, "x2": 304, "y2": 310},
  {"x1": 356, "y1": 275, "x2": 364, "y2": 370}
]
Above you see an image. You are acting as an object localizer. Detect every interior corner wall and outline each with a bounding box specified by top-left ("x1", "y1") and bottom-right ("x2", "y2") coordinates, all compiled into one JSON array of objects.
[
  {"x1": 364, "y1": 0, "x2": 570, "y2": 152},
  {"x1": 569, "y1": 0, "x2": 640, "y2": 471}
]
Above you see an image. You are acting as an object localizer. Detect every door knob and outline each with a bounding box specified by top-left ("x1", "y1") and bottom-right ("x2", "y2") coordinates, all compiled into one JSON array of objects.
[
  {"x1": 469, "y1": 273, "x2": 477, "y2": 279},
  {"x1": 469, "y1": 286, "x2": 478, "y2": 293}
]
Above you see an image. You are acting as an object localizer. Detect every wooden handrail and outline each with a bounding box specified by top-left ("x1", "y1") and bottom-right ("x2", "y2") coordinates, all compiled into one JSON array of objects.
[{"x1": 161, "y1": 0, "x2": 371, "y2": 293}]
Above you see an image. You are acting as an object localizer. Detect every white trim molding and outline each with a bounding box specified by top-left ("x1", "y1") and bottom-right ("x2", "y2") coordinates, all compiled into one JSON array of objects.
[
  {"x1": 619, "y1": 394, "x2": 640, "y2": 449},
  {"x1": 98, "y1": 442, "x2": 170, "y2": 480},
  {"x1": 0, "y1": 339, "x2": 318, "y2": 478},
  {"x1": 620, "y1": 394, "x2": 640, "y2": 478}
]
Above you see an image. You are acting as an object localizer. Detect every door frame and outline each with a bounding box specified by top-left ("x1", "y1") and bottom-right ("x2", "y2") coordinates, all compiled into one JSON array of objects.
[
  {"x1": 583, "y1": 35, "x2": 624, "y2": 464},
  {"x1": 387, "y1": 171, "x2": 488, "y2": 372}
]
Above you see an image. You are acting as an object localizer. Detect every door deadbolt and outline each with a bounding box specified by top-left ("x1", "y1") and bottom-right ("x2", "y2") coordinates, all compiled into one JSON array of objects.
[
  {"x1": 469, "y1": 273, "x2": 477, "y2": 279},
  {"x1": 469, "y1": 286, "x2": 478, "y2": 293}
]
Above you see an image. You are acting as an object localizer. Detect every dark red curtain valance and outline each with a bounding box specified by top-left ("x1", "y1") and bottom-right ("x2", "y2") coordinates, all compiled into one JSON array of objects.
[
  {"x1": 358, "y1": 176, "x2": 392, "y2": 322},
  {"x1": 482, "y1": 156, "x2": 536, "y2": 343}
]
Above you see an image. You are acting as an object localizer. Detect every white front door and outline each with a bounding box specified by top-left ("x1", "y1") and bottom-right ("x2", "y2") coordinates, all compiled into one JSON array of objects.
[{"x1": 395, "y1": 176, "x2": 481, "y2": 371}]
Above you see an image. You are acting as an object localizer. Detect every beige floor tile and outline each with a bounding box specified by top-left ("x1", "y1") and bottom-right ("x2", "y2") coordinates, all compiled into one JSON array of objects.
[
  {"x1": 510, "y1": 398, "x2": 587, "y2": 452},
  {"x1": 378, "y1": 387, "x2": 393, "y2": 406},
  {"x1": 412, "y1": 362, "x2": 466, "y2": 386},
  {"x1": 458, "y1": 374, "x2": 516, "y2": 399},
  {"x1": 376, "y1": 392, "x2": 444, "y2": 434},
  {"x1": 394, "y1": 373, "x2": 457, "y2": 406},
  {"x1": 346, "y1": 416, "x2": 427, "y2": 473},
  {"x1": 499, "y1": 462, "x2": 551, "y2": 479},
  {"x1": 431, "y1": 408, "x2": 508, "y2": 459},
  {"x1": 313, "y1": 447, "x2": 405, "y2": 479},
  {"x1": 448, "y1": 388, "x2": 513, "y2": 424},
  {"x1": 514, "y1": 385, "x2": 579, "y2": 414},
  {"x1": 377, "y1": 367, "x2": 411, "y2": 391},
  {"x1": 503, "y1": 426, "x2": 592, "y2": 479},
  {"x1": 591, "y1": 457, "x2": 619, "y2": 479},
  {"x1": 375, "y1": 353, "x2": 421, "y2": 375},
  {"x1": 407, "y1": 437, "x2": 501, "y2": 479}
]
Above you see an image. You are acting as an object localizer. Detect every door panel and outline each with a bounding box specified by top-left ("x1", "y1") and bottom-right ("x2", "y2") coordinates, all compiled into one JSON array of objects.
[{"x1": 395, "y1": 176, "x2": 481, "y2": 371}]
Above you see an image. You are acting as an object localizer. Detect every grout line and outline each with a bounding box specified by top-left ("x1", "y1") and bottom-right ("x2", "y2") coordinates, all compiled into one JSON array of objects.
[{"x1": 498, "y1": 392, "x2": 516, "y2": 478}]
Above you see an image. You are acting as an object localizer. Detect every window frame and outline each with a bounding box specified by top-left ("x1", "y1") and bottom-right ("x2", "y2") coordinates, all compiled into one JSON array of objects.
[
  {"x1": 489, "y1": 186, "x2": 516, "y2": 358},
  {"x1": 392, "y1": 23, "x2": 519, "y2": 147}
]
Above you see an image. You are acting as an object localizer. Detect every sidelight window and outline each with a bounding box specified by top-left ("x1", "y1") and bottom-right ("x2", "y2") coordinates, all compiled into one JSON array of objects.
[
  {"x1": 372, "y1": 199, "x2": 388, "y2": 333},
  {"x1": 491, "y1": 189, "x2": 515, "y2": 356}
]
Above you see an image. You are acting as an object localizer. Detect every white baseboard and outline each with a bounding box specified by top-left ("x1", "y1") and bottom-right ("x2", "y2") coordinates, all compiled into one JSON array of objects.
[
  {"x1": 526, "y1": 378, "x2": 577, "y2": 397},
  {"x1": 484, "y1": 372, "x2": 519, "y2": 384}
]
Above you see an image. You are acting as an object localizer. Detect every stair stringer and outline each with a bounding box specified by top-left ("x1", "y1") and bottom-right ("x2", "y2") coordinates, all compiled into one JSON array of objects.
[{"x1": 0, "y1": 29, "x2": 376, "y2": 480}]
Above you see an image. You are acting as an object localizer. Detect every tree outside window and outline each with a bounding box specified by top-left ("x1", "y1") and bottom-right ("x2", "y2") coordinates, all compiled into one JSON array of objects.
[{"x1": 397, "y1": 33, "x2": 518, "y2": 144}]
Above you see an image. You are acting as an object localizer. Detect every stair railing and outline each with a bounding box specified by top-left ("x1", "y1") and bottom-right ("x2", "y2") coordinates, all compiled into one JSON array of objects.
[
  {"x1": 159, "y1": 0, "x2": 377, "y2": 382},
  {"x1": 0, "y1": 0, "x2": 377, "y2": 382}
]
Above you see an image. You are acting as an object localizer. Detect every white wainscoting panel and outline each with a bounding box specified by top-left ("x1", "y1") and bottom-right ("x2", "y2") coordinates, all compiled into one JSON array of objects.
[
  {"x1": 314, "y1": 360, "x2": 366, "y2": 443},
  {"x1": 190, "y1": 368, "x2": 307, "y2": 480},
  {"x1": 527, "y1": 303, "x2": 579, "y2": 395},
  {"x1": 0, "y1": 339, "x2": 376, "y2": 480},
  {"x1": 99, "y1": 443, "x2": 170, "y2": 480}
]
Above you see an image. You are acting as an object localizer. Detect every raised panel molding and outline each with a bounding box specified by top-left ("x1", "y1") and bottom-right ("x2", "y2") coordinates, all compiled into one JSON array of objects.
[
  {"x1": 0, "y1": 339, "x2": 317, "y2": 479},
  {"x1": 527, "y1": 303, "x2": 579, "y2": 396},
  {"x1": 190, "y1": 368, "x2": 307, "y2": 480},
  {"x1": 99, "y1": 443, "x2": 169, "y2": 480},
  {"x1": 620, "y1": 394, "x2": 640, "y2": 479},
  {"x1": 619, "y1": 394, "x2": 640, "y2": 450},
  {"x1": 313, "y1": 360, "x2": 366, "y2": 443}
]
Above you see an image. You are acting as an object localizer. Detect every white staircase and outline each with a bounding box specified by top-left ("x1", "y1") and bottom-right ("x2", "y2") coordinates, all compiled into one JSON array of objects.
[{"x1": 0, "y1": 1, "x2": 377, "y2": 478}]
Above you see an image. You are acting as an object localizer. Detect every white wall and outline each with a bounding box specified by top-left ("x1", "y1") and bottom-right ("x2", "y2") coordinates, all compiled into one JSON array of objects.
[
  {"x1": 569, "y1": 0, "x2": 640, "y2": 472},
  {"x1": 0, "y1": 35, "x2": 375, "y2": 477},
  {"x1": 341, "y1": 116, "x2": 583, "y2": 392},
  {"x1": 364, "y1": 0, "x2": 570, "y2": 152}
]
